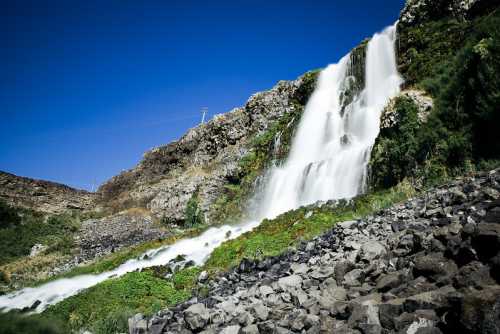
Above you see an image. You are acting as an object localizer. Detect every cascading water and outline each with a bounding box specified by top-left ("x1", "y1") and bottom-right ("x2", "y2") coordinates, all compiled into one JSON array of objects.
[
  {"x1": 257, "y1": 24, "x2": 402, "y2": 220},
  {"x1": 0, "y1": 24, "x2": 402, "y2": 313}
]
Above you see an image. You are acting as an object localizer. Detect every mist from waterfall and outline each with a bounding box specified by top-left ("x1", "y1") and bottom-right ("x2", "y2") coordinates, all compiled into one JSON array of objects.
[{"x1": 0, "y1": 24, "x2": 402, "y2": 313}]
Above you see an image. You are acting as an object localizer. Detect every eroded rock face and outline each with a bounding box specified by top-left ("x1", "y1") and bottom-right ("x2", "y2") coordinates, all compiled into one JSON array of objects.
[
  {"x1": 134, "y1": 169, "x2": 500, "y2": 334},
  {"x1": 97, "y1": 73, "x2": 317, "y2": 223},
  {"x1": 0, "y1": 171, "x2": 95, "y2": 214}
]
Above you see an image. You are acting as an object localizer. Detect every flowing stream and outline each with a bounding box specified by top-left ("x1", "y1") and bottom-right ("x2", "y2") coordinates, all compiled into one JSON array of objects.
[{"x1": 0, "y1": 24, "x2": 402, "y2": 313}]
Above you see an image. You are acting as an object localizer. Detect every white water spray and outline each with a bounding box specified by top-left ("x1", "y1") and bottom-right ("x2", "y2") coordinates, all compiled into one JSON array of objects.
[
  {"x1": 257, "y1": 24, "x2": 402, "y2": 219},
  {"x1": 0, "y1": 24, "x2": 402, "y2": 313}
]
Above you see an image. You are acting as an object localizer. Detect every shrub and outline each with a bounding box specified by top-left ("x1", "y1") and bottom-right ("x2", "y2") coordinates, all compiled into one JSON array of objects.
[
  {"x1": 0, "y1": 200, "x2": 21, "y2": 229},
  {"x1": 184, "y1": 191, "x2": 204, "y2": 227},
  {"x1": 0, "y1": 312, "x2": 65, "y2": 334}
]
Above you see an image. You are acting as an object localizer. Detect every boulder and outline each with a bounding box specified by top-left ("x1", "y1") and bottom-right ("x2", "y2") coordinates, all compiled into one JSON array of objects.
[
  {"x1": 413, "y1": 253, "x2": 458, "y2": 282},
  {"x1": 361, "y1": 241, "x2": 387, "y2": 261},
  {"x1": 184, "y1": 303, "x2": 210, "y2": 330},
  {"x1": 278, "y1": 275, "x2": 303, "y2": 291}
]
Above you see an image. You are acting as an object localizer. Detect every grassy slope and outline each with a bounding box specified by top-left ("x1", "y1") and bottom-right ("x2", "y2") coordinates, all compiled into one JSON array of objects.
[{"x1": 39, "y1": 181, "x2": 415, "y2": 333}]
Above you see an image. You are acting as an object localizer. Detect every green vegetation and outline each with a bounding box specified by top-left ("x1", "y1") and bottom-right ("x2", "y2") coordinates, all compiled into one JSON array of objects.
[
  {"x1": 371, "y1": 9, "x2": 500, "y2": 188},
  {"x1": 0, "y1": 201, "x2": 80, "y2": 265},
  {"x1": 42, "y1": 267, "x2": 201, "y2": 334},
  {"x1": 38, "y1": 180, "x2": 414, "y2": 334},
  {"x1": 0, "y1": 312, "x2": 65, "y2": 334},
  {"x1": 206, "y1": 181, "x2": 415, "y2": 272},
  {"x1": 211, "y1": 70, "x2": 320, "y2": 224},
  {"x1": 184, "y1": 190, "x2": 205, "y2": 227}
]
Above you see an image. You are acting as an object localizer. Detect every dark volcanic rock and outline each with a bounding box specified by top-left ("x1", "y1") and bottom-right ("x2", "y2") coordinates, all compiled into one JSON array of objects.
[{"x1": 133, "y1": 169, "x2": 500, "y2": 334}]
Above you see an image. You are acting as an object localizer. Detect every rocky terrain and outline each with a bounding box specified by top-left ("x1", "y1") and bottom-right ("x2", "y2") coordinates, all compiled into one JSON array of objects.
[
  {"x1": 0, "y1": 171, "x2": 95, "y2": 214},
  {"x1": 129, "y1": 169, "x2": 500, "y2": 334},
  {"x1": 77, "y1": 210, "x2": 170, "y2": 262}
]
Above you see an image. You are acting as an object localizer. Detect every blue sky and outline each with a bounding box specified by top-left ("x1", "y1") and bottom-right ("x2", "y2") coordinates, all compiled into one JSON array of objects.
[{"x1": 1, "y1": 0, "x2": 404, "y2": 190}]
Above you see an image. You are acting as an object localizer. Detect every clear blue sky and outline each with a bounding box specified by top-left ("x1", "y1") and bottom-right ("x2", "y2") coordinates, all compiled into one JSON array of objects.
[{"x1": 1, "y1": 0, "x2": 405, "y2": 190}]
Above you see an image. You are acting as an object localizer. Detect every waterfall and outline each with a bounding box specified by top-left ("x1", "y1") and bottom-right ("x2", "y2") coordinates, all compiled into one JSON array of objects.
[
  {"x1": 0, "y1": 24, "x2": 402, "y2": 313},
  {"x1": 256, "y1": 24, "x2": 402, "y2": 220}
]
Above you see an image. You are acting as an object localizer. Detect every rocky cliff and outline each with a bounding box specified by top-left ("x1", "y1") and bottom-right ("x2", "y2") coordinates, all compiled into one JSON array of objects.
[
  {"x1": 0, "y1": 171, "x2": 95, "y2": 214},
  {"x1": 97, "y1": 72, "x2": 317, "y2": 224}
]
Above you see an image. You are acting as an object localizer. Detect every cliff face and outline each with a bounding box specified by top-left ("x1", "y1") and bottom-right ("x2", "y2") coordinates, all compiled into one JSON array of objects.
[
  {"x1": 0, "y1": 171, "x2": 95, "y2": 214},
  {"x1": 97, "y1": 73, "x2": 317, "y2": 223}
]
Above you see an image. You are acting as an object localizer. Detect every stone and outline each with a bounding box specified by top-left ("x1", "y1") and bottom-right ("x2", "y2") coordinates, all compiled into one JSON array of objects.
[
  {"x1": 220, "y1": 325, "x2": 241, "y2": 334},
  {"x1": 252, "y1": 302, "x2": 269, "y2": 321},
  {"x1": 278, "y1": 275, "x2": 303, "y2": 291},
  {"x1": 335, "y1": 261, "x2": 355, "y2": 285},
  {"x1": 413, "y1": 253, "x2": 458, "y2": 282},
  {"x1": 343, "y1": 269, "x2": 364, "y2": 287},
  {"x1": 404, "y1": 286, "x2": 456, "y2": 313},
  {"x1": 241, "y1": 324, "x2": 259, "y2": 334},
  {"x1": 258, "y1": 320, "x2": 277, "y2": 334},
  {"x1": 259, "y1": 285, "x2": 274, "y2": 296},
  {"x1": 453, "y1": 261, "x2": 495, "y2": 289},
  {"x1": 129, "y1": 313, "x2": 148, "y2": 334},
  {"x1": 454, "y1": 285, "x2": 500, "y2": 333},
  {"x1": 361, "y1": 241, "x2": 386, "y2": 261},
  {"x1": 339, "y1": 220, "x2": 357, "y2": 229},
  {"x1": 238, "y1": 311, "x2": 255, "y2": 326},
  {"x1": 378, "y1": 298, "x2": 405, "y2": 329},
  {"x1": 184, "y1": 303, "x2": 210, "y2": 330},
  {"x1": 290, "y1": 263, "x2": 309, "y2": 274},
  {"x1": 197, "y1": 270, "x2": 209, "y2": 283},
  {"x1": 376, "y1": 272, "x2": 404, "y2": 292}
]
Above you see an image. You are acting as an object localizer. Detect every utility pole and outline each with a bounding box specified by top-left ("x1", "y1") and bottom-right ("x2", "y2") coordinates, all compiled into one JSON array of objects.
[{"x1": 201, "y1": 107, "x2": 208, "y2": 124}]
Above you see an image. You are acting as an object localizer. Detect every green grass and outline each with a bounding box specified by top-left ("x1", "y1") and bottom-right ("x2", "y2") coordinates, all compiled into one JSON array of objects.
[
  {"x1": 42, "y1": 267, "x2": 201, "y2": 334},
  {"x1": 0, "y1": 201, "x2": 80, "y2": 266},
  {"x1": 34, "y1": 180, "x2": 415, "y2": 334},
  {"x1": 205, "y1": 181, "x2": 415, "y2": 272}
]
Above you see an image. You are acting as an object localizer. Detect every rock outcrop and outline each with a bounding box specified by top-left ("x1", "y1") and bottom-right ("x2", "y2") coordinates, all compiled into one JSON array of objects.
[
  {"x1": 132, "y1": 169, "x2": 500, "y2": 333},
  {"x1": 97, "y1": 73, "x2": 317, "y2": 223},
  {"x1": 0, "y1": 171, "x2": 95, "y2": 214}
]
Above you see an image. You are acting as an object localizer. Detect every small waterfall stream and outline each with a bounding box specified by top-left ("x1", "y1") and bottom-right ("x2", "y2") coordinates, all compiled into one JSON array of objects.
[{"x1": 0, "y1": 24, "x2": 402, "y2": 313}]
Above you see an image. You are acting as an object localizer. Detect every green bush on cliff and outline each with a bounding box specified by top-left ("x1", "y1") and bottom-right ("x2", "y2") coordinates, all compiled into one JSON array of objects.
[
  {"x1": 184, "y1": 190, "x2": 205, "y2": 227},
  {"x1": 371, "y1": 8, "x2": 500, "y2": 188}
]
